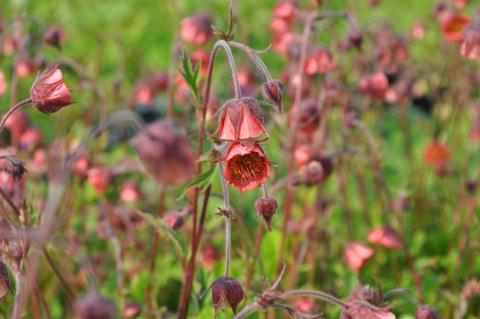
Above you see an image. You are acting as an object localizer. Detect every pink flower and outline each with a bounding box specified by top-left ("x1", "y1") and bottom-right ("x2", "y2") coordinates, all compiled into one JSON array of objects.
[
  {"x1": 359, "y1": 72, "x2": 389, "y2": 100},
  {"x1": 304, "y1": 48, "x2": 337, "y2": 75},
  {"x1": 180, "y1": 13, "x2": 213, "y2": 46},
  {"x1": 120, "y1": 181, "x2": 143, "y2": 203},
  {"x1": 345, "y1": 301, "x2": 395, "y2": 319},
  {"x1": 344, "y1": 242, "x2": 374, "y2": 271},
  {"x1": 424, "y1": 142, "x2": 450, "y2": 167},
  {"x1": 460, "y1": 24, "x2": 480, "y2": 61},
  {"x1": 88, "y1": 168, "x2": 114, "y2": 194},
  {"x1": 223, "y1": 141, "x2": 271, "y2": 191},
  {"x1": 30, "y1": 67, "x2": 73, "y2": 113},
  {"x1": 442, "y1": 14, "x2": 470, "y2": 42},
  {"x1": 368, "y1": 226, "x2": 403, "y2": 250},
  {"x1": 215, "y1": 97, "x2": 266, "y2": 141}
]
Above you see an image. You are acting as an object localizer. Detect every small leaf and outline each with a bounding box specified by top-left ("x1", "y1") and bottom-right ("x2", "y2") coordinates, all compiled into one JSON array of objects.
[
  {"x1": 178, "y1": 164, "x2": 218, "y2": 200},
  {"x1": 135, "y1": 210, "x2": 187, "y2": 257},
  {"x1": 178, "y1": 51, "x2": 200, "y2": 100}
]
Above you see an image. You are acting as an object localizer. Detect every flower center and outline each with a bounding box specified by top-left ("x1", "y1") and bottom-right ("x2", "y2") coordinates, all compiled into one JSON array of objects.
[{"x1": 228, "y1": 153, "x2": 264, "y2": 181}]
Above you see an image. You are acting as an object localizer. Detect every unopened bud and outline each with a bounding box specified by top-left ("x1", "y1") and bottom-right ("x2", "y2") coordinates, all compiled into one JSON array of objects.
[
  {"x1": 211, "y1": 276, "x2": 246, "y2": 313},
  {"x1": 255, "y1": 197, "x2": 278, "y2": 230}
]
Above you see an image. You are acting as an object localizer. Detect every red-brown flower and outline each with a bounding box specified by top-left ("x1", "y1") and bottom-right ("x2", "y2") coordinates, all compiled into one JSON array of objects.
[
  {"x1": 223, "y1": 141, "x2": 271, "y2": 191},
  {"x1": 216, "y1": 97, "x2": 266, "y2": 141},
  {"x1": 211, "y1": 276, "x2": 246, "y2": 313},
  {"x1": 180, "y1": 13, "x2": 214, "y2": 46},
  {"x1": 424, "y1": 142, "x2": 450, "y2": 167},
  {"x1": 442, "y1": 14, "x2": 471, "y2": 42},
  {"x1": 359, "y1": 72, "x2": 389, "y2": 100},
  {"x1": 304, "y1": 48, "x2": 337, "y2": 75},
  {"x1": 368, "y1": 225, "x2": 403, "y2": 250},
  {"x1": 344, "y1": 242, "x2": 374, "y2": 271},
  {"x1": 344, "y1": 301, "x2": 396, "y2": 319},
  {"x1": 30, "y1": 67, "x2": 73, "y2": 113}
]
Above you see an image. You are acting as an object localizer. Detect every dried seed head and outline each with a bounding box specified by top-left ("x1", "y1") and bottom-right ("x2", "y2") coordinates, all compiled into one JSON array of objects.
[
  {"x1": 74, "y1": 292, "x2": 116, "y2": 319},
  {"x1": 211, "y1": 276, "x2": 246, "y2": 313},
  {"x1": 0, "y1": 261, "x2": 11, "y2": 299},
  {"x1": 255, "y1": 197, "x2": 278, "y2": 230},
  {"x1": 416, "y1": 306, "x2": 440, "y2": 319},
  {"x1": 262, "y1": 80, "x2": 284, "y2": 112}
]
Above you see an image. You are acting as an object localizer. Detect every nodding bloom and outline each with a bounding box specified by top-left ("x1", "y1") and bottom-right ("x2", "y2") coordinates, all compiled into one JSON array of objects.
[
  {"x1": 461, "y1": 24, "x2": 480, "y2": 61},
  {"x1": 0, "y1": 71, "x2": 7, "y2": 97},
  {"x1": 304, "y1": 48, "x2": 337, "y2": 75},
  {"x1": 416, "y1": 306, "x2": 441, "y2": 319},
  {"x1": 120, "y1": 181, "x2": 143, "y2": 203},
  {"x1": 359, "y1": 72, "x2": 389, "y2": 100},
  {"x1": 341, "y1": 285, "x2": 384, "y2": 319},
  {"x1": 74, "y1": 292, "x2": 116, "y2": 319},
  {"x1": 164, "y1": 211, "x2": 187, "y2": 230},
  {"x1": 30, "y1": 67, "x2": 73, "y2": 113},
  {"x1": 344, "y1": 301, "x2": 396, "y2": 319},
  {"x1": 344, "y1": 242, "x2": 374, "y2": 271},
  {"x1": 223, "y1": 141, "x2": 271, "y2": 191},
  {"x1": 262, "y1": 80, "x2": 284, "y2": 112},
  {"x1": 133, "y1": 120, "x2": 195, "y2": 185},
  {"x1": 289, "y1": 99, "x2": 321, "y2": 135},
  {"x1": 202, "y1": 244, "x2": 222, "y2": 270},
  {"x1": 88, "y1": 167, "x2": 114, "y2": 194},
  {"x1": 423, "y1": 141, "x2": 450, "y2": 167},
  {"x1": 180, "y1": 13, "x2": 213, "y2": 46},
  {"x1": 273, "y1": 0, "x2": 298, "y2": 24},
  {"x1": 16, "y1": 56, "x2": 36, "y2": 78},
  {"x1": 442, "y1": 14, "x2": 471, "y2": 42},
  {"x1": 216, "y1": 97, "x2": 266, "y2": 141},
  {"x1": 5, "y1": 111, "x2": 29, "y2": 140},
  {"x1": 368, "y1": 225, "x2": 403, "y2": 250},
  {"x1": 211, "y1": 276, "x2": 246, "y2": 313}
]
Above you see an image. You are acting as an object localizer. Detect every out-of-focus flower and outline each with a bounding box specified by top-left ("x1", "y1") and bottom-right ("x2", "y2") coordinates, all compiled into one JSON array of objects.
[
  {"x1": 300, "y1": 158, "x2": 334, "y2": 185},
  {"x1": 273, "y1": 0, "x2": 298, "y2": 23},
  {"x1": 19, "y1": 127, "x2": 43, "y2": 151},
  {"x1": 123, "y1": 303, "x2": 142, "y2": 318},
  {"x1": 74, "y1": 292, "x2": 116, "y2": 319},
  {"x1": 255, "y1": 197, "x2": 278, "y2": 230},
  {"x1": 294, "y1": 298, "x2": 318, "y2": 314},
  {"x1": 180, "y1": 13, "x2": 213, "y2": 46},
  {"x1": 411, "y1": 22, "x2": 427, "y2": 40},
  {"x1": 223, "y1": 141, "x2": 271, "y2": 191},
  {"x1": 211, "y1": 276, "x2": 246, "y2": 313},
  {"x1": 344, "y1": 242, "x2": 374, "y2": 271},
  {"x1": 262, "y1": 80, "x2": 284, "y2": 112},
  {"x1": 164, "y1": 211, "x2": 187, "y2": 230},
  {"x1": 454, "y1": 0, "x2": 469, "y2": 9},
  {"x1": 120, "y1": 181, "x2": 143, "y2": 203},
  {"x1": 461, "y1": 24, "x2": 480, "y2": 61},
  {"x1": 442, "y1": 14, "x2": 470, "y2": 42},
  {"x1": 73, "y1": 155, "x2": 90, "y2": 177},
  {"x1": 16, "y1": 57, "x2": 36, "y2": 78},
  {"x1": 5, "y1": 111, "x2": 29, "y2": 141},
  {"x1": 3, "y1": 36, "x2": 19, "y2": 55},
  {"x1": 202, "y1": 244, "x2": 221, "y2": 270},
  {"x1": 344, "y1": 301, "x2": 395, "y2": 319},
  {"x1": 423, "y1": 141, "x2": 450, "y2": 167},
  {"x1": 273, "y1": 32, "x2": 301, "y2": 58},
  {"x1": 215, "y1": 97, "x2": 266, "y2": 141},
  {"x1": 290, "y1": 99, "x2": 321, "y2": 135},
  {"x1": 416, "y1": 306, "x2": 441, "y2": 319},
  {"x1": 0, "y1": 71, "x2": 7, "y2": 96},
  {"x1": 359, "y1": 72, "x2": 389, "y2": 100},
  {"x1": 31, "y1": 148, "x2": 48, "y2": 174},
  {"x1": 133, "y1": 120, "x2": 195, "y2": 185},
  {"x1": 87, "y1": 167, "x2": 114, "y2": 194},
  {"x1": 368, "y1": 225, "x2": 403, "y2": 250},
  {"x1": 304, "y1": 48, "x2": 337, "y2": 75},
  {"x1": 30, "y1": 67, "x2": 73, "y2": 113},
  {"x1": 341, "y1": 285, "x2": 384, "y2": 319},
  {"x1": 43, "y1": 26, "x2": 65, "y2": 49}
]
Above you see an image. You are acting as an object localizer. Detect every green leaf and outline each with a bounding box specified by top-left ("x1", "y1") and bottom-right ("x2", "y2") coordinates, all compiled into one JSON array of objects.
[
  {"x1": 178, "y1": 51, "x2": 201, "y2": 101},
  {"x1": 178, "y1": 164, "x2": 218, "y2": 200},
  {"x1": 135, "y1": 210, "x2": 187, "y2": 257}
]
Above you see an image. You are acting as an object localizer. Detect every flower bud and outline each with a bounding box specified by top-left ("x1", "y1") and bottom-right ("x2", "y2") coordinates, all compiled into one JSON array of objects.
[
  {"x1": 74, "y1": 292, "x2": 116, "y2": 319},
  {"x1": 43, "y1": 26, "x2": 65, "y2": 49},
  {"x1": 211, "y1": 276, "x2": 246, "y2": 313},
  {"x1": 163, "y1": 212, "x2": 186, "y2": 230},
  {"x1": 416, "y1": 306, "x2": 440, "y2": 319},
  {"x1": 255, "y1": 197, "x2": 278, "y2": 230},
  {"x1": 262, "y1": 80, "x2": 284, "y2": 112},
  {"x1": 0, "y1": 261, "x2": 11, "y2": 299},
  {"x1": 30, "y1": 67, "x2": 73, "y2": 113}
]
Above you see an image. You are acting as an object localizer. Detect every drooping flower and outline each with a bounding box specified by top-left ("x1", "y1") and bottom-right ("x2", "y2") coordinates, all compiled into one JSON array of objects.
[
  {"x1": 461, "y1": 24, "x2": 480, "y2": 61},
  {"x1": 368, "y1": 225, "x2": 403, "y2": 250},
  {"x1": 423, "y1": 141, "x2": 450, "y2": 167},
  {"x1": 211, "y1": 276, "x2": 246, "y2": 313},
  {"x1": 344, "y1": 242, "x2": 374, "y2": 271},
  {"x1": 341, "y1": 285, "x2": 384, "y2": 319},
  {"x1": 289, "y1": 99, "x2": 321, "y2": 135},
  {"x1": 74, "y1": 292, "x2": 116, "y2": 319},
  {"x1": 30, "y1": 67, "x2": 73, "y2": 113},
  {"x1": 442, "y1": 14, "x2": 470, "y2": 42},
  {"x1": 180, "y1": 13, "x2": 213, "y2": 46},
  {"x1": 133, "y1": 120, "x2": 195, "y2": 185},
  {"x1": 262, "y1": 80, "x2": 284, "y2": 112},
  {"x1": 215, "y1": 97, "x2": 266, "y2": 141},
  {"x1": 88, "y1": 167, "x2": 114, "y2": 194},
  {"x1": 223, "y1": 141, "x2": 271, "y2": 191},
  {"x1": 273, "y1": 0, "x2": 298, "y2": 23},
  {"x1": 304, "y1": 48, "x2": 337, "y2": 75},
  {"x1": 120, "y1": 181, "x2": 143, "y2": 203}
]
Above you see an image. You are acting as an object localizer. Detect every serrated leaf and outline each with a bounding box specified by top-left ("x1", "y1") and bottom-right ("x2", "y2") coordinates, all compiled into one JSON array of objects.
[
  {"x1": 135, "y1": 210, "x2": 187, "y2": 257},
  {"x1": 178, "y1": 51, "x2": 201, "y2": 100},
  {"x1": 178, "y1": 164, "x2": 218, "y2": 200}
]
